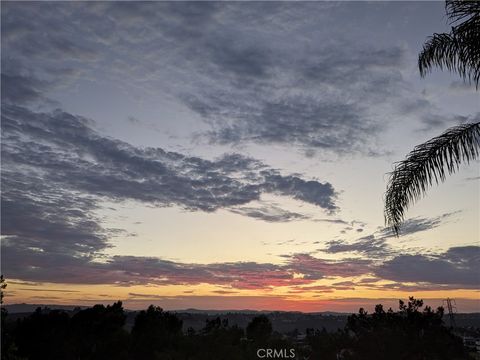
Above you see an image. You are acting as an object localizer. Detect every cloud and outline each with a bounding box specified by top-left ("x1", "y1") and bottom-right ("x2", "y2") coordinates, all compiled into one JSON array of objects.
[
  {"x1": 323, "y1": 235, "x2": 391, "y2": 258},
  {"x1": 2, "y1": 105, "x2": 337, "y2": 282},
  {"x1": 4, "y1": 2, "x2": 473, "y2": 157},
  {"x1": 375, "y1": 246, "x2": 480, "y2": 287},
  {"x1": 201, "y1": 97, "x2": 377, "y2": 154},
  {"x1": 314, "y1": 218, "x2": 350, "y2": 225},
  {"x1": 1, "y1": 1, "x2": 435, "y2": 156},
  {"x1": 183, "y1": 41, "x2": 402, "y2": 155},
  {"x1": 261, "y1": 174, "x2": 337, "y2": 212},
  {"x1": 2, "y1": 2, "x2": 478, "y2": 296},
  {"x1": 128, "y1": 293, "x2": 171, "y2": 300},
  {"x1": 1, "y1": 2, "x2": 99, "y2": 61},
  {"x1": 321, "y1": 213, "x2": 459, "y2": 258},
  {"x1": 229, "y1": 205, "x2": 308, "y2": 223},
  {"x1": 289, "y1": 282, "x2": 356, "y2": 294},
  {"x1": 211, "y1": 290, "x2": 239, "y2": 295},
  {"x1": 1, "y1": 56, "x2": 87, "y2": 107},
  {"x1": 362, "y1": 281, "x2": 478, "y2": 292},
  {"x1": 2, "y1": 104, "x2": 337, "y2": 217},
  {"x1": 3, "y1": 240, "x2": 374, "y2": 289},
  {"x1": 379, "y1": 212, "x2": 459, "y2": 237},
  {"x1": 1, "y1": 172, "x2": 109, "y2": 256},
  {"x1": 3, "y1": 191, "x2": 476, "y2": 294},
  {"x1": 418, "y1": 112, "x2": 480, "y2": 132},
  {"x1": 17, "y1": 288, "x2": 80, "y2": 293},
  {"x1": 2, "y1": 251, "x2": 280, "y2": 289},
  {"x1": 1, "y1": 73, "x2": 48, "y2": 105},
  {"x1": 284, "y1": 253, "x2": 372, "y2": 280}
]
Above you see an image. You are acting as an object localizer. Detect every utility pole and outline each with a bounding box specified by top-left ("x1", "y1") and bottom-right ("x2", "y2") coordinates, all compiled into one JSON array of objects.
[{"x1": 443, "y1": 298, "x2": 456, "y2": 328}]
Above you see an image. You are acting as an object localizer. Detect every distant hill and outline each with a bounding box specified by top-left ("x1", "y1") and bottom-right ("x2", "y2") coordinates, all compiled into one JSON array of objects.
[
  {"x1": 3, "y1": 304, "x2": 347, "y2": 315},
  {"x1": 4, "y1": 304, "x2": 480, "y2": 334},
  {"x1": 4, "y1": 303, "x2": 87, "y2": 313}
]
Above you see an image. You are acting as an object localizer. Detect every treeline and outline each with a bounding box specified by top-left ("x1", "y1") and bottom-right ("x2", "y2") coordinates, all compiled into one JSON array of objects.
[{"x1": 0, "y1": 297, "x2": 469, "y2": 360}]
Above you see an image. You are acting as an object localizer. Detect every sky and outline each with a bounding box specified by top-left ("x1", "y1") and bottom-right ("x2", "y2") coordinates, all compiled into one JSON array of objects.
[{"x1": 1, "y1": 1, "x2": 479, "y2": 313}]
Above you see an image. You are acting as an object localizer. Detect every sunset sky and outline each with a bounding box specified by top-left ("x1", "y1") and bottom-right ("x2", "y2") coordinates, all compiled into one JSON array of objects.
[{"x1": 1, "y1": 1, "x2": 479, "y2": 313}]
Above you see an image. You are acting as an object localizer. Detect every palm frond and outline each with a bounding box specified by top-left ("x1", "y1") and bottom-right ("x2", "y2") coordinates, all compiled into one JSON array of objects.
[
  {"x1": 419, "y1": 0, "x2": 480, "y2": 88},
  {"x1": 419, "y1": 29, "x2": 480, "y2": 87},
  {"x1": 384, "y1": 122, "x2": 480, "y2": 235},
  {"x1": 446, "y1": 0, "x2": 480, "y2": 24}
]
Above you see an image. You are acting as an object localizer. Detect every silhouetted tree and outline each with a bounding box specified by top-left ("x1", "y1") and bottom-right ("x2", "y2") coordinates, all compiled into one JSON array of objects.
[
  {"x1": 344, "y1": 297, "x2": 467, "y2": 360},
  {"x1": 0, "y1": 275, "x2": 6, "y2": 305},
  {"x1": 0, "y1": 275, "x2": 21, "y2": 360},
  {"x1": 1, "y1": 275, "x2": 7, "y2": 335},
  {"x1": 192, "y1": 317, "x2": 245, "y2": 360},
  {"x1": 130, "y1": 305, "x2": 183, "y2": 359},
  {"x1": 246, "y1": 315, "x2": 272, "y2": 344},
  {"x1": 306, "y1": 327, "x2": 351, "y2": 360},
  {"x1": 385, "y1": 0, "x2": 480, "y2": 235},
  {"x1": 203, "y1": 316, "x2": 229, "y2": 334},
  {"x1": 15, "y1": 308, "x2": 71, "y2": 360},
  {"x1": 69, "y1": 301, "x2": 129, "y2": 360}
]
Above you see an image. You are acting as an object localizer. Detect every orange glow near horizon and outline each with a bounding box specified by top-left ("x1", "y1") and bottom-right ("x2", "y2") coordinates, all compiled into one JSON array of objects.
[{"x1": 5, "y1": 279, "x2": 480, "y2": 313}]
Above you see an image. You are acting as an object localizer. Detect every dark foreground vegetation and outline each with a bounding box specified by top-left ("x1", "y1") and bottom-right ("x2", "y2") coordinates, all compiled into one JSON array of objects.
[{"x1": 0, "y1": 297, "x2": 472, "y2": 360}]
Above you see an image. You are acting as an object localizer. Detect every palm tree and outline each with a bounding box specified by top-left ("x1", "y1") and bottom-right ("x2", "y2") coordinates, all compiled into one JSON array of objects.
[
  {"x1": 419, "y1": 0, "x2": 480, "y2": 87},
  {"x1": 384, "y1": 0, "x2": 480, "y2": 235}
]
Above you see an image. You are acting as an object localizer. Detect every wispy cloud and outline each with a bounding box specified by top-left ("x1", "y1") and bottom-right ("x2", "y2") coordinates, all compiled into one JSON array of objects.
[{"x1": 321, "y1": 213, "x2": 460, "y2": 258}]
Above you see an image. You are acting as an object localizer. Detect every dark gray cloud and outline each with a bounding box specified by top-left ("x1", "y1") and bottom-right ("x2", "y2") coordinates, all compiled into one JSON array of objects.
[
  {"x1": 0, "y1": 57, "x2": 86, "y2": 107},
  {"x1": 183, "y1": 50, "x2": 394, "y2": 155},
  {"x1": 2, "y1": 244, "x2": 374, "y2": 290},
  {"x1": 1, "y1": 2, "x2": 99, "y2": 61},
  {"x1": 1, "y1": 73, "x2": 47, "y2": 105},
  {"x1": 262, "y1": 173, "x2": 336, "y2": 212},
  {"x1": 229, "y1": 205, "x2": 308, "y2": 223},
  {"x1": 375, "y1": 246, "x2": 480, "y2": 287},
  {"x1": 1, "y1": 159, "x2": 110, "y2": 259},
  {"x1": 2, "y1": 105, "x2": 337, "y2": 214},
  {"x1": 1, "y1": 105, "x2": 338, "y2": 277},
  {"x1": 418, "y1": 112, "x2": 480, "y2": 132},
  {"x1": 324, "y1": 235, "x2": 391, "y2": 258},
  {"x1": 363, "y1": 281, "x2": 479, "y2": 292},
  {"x1": 327, "y1": 277, "x2": 478, "y2": 292},
  {"x1": 200, "y1": 97, "x2": 376, "y2": 153},
  {"x1": 1, "y1": 1, "x2": 445, "y2": 156},
  {"x1": 284, "y1": 253, "x2": 372, "y2": 280}
]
